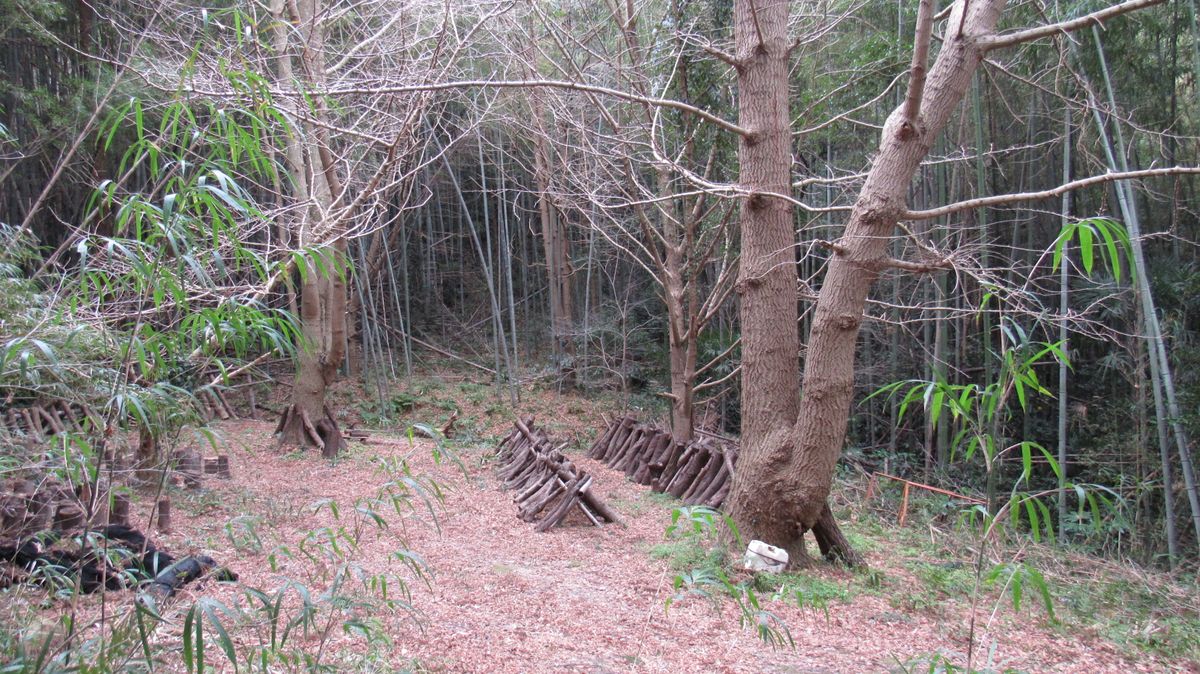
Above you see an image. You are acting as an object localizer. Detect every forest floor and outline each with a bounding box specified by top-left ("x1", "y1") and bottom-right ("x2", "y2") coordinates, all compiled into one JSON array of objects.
[{"x1": 5, "y1": 376, "x2": 1198, "y2": 673}]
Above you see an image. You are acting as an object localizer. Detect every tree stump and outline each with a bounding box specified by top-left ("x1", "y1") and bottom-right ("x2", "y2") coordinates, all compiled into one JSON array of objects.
[
  {"x1": 156, "y1": 497, "x2": 172, "y2": 534},
  {"x1": 111, "y1": 493, "x2": 130, "y2": 527},
  {"x1": 180, "y1": 453, "x2": 202, "y2": 489},
  {"x1": 55, "y1": 504, "x2": 84, "y2": 531}
]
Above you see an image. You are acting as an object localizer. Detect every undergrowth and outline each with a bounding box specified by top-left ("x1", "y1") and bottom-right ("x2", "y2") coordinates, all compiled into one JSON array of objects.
[
  {"x1": 645, "y1": 479, "x2": 1198, "y2": 669},
  {"x1": 853, "y1": 481, "x2": 1199, "y2": 665},
  {"x1": 0, "y1": 437, "x2": 455, "y2": 673}
]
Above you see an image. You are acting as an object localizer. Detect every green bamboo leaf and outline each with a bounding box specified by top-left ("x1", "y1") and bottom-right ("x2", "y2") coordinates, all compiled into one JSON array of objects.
[
  {"x1": 930, "y1": 388, "x2": 945, "y2": 429},
  {"x1": 1026, "y1": 565, "x2": 1057, "y2": 622},
  {"x1": 1024, "y1": 498, "x2": 1040, "y2": 542},
  {"x1": 1051, "y1": 223, "x2": 1076, "y2": 273},
  {"x1": 1097, "y1": 219, "x2": 1124, "y2": 282},
  {"x1": 200, "y1": 600, "x2": 238, "y2": 672},
  {"x1": 181, "y1": 604, "x2": 199, "y2": 674},
  {"x1": 1078, "y1": 224, "x2": 1095, "y2": 274},
  {"x1": 1011, "y1": 566, "x2": 1024, "y2": 611}
]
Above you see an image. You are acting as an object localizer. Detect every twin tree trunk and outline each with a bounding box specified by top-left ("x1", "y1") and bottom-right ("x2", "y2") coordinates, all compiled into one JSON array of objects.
[
  {"x1": 726, "y1": 0, "x2": 1005, "y2": 566},
  {"x1": 273, "y1": 0, "x2": 347, "y2": 457},
  {"x1": 278, "y1": 245, "x2": 348, "y2": 458}
]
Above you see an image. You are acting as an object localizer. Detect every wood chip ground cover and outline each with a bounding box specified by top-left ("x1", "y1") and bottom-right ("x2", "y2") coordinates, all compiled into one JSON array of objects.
[{"x1": 3, "y1": 416, "x2": 1191, "y2": 673}]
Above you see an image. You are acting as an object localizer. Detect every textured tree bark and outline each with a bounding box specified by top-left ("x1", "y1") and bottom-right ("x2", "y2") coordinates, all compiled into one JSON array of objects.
[
  {"x1": 723, "y1": 0, "x2": 807, "y2": 560},
  {"x1": 274, "y1": 0, "x2": 347, "y2": 456},
  {"x1": 727, "y1": 0, "x2": 1007, "y2": 564},
  {"x1": 805, "y1": 0, "x2": 1002, "y2": 519},
  {"x1": 667, "y1": 306, "x2": 697, "y2": 443},
  {"x1": 136, "y1": 426, "x2": 157, "y2": 469},
  {"x1": 533, "y1": 113, "x2": 576, "y2": 387},
  {"x1": 658, "y1": 159, "x2": 696, "y2": 445}
]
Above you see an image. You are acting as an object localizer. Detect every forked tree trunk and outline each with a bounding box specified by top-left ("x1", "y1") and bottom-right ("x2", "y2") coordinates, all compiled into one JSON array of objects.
[
  {"x1": 727, "y1": 0, "x2": 1007, "y2": 564},
  {"x1": 278, "y1": 249, "x2": 346, "y2": 458},
  {"x1": 273, "y1": 0, "x2": 346, "y2": 457}
]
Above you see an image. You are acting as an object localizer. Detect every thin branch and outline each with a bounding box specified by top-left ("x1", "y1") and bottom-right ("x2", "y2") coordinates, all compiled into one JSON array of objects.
[
  {"x1": 795, "y1": 71, "x2": 907, "y2": 136},
  {"x1": 192, "y1": 78, "x2": 751, "y2": 138},
  {"x1": 747, "y1": 0, "x2": 768, "y2": 51},
  {"x1": 905, "y1": 166, "x2": 1200, "y2": 220},
  {"x1": 700, "y1": 42, "x2": 744, "y2": 69},
  {"x1": 694, "y1": 364, "x2": 741, "y2": 393},
  {"x1": 980, "y1": 0, "x2": 1165, "y2": 51},
  {"x1": 902, "y1": 0, "x2": 936, "y2": 126},
  {"x1": 694, "y1": 337, "x2": 741, "y2": 379},
  {"x1": 205, "y1": 351, "x2": 276, "y2": 389},
  {"x1": 816, "y1": 240, "x2": 950, "y2": 273}
]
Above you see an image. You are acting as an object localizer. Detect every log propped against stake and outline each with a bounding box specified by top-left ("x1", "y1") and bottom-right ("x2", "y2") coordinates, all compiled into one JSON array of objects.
[
  {"x1": 495, "y1": 418, "x2": 620, "y2": 531},
  {"x1": 0, "y1": 401, "x2": 101, "y2": 441},
  {"x1": 589, "y1": 415, "x2": 738, "y2": 509}
]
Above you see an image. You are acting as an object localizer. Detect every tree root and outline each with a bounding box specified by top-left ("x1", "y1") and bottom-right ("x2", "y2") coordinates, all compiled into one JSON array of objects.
[
  {"x1": 276, "y1": 404, "x2": 346, "y2": 458},
  {"x1": 810, "y1": 502, "x2": 865, "y2": 568}
]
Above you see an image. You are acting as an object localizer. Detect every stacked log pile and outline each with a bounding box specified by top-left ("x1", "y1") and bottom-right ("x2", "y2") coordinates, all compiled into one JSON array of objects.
[
  {"x1": 0, "y1": 401, "x2": 102, "y2": 443},
  {"x1": 495, "y1": 418, "x2": 620, "y2": 532},
  {"x1": 1, "y1": 389, "x2": 242, "y2": 447},
  {"x1": 196, "y1": 388, "x2": 239, "y2": 422},
  {"x1": 588, "y1": 416, "x2": 738, "y2": 508}
]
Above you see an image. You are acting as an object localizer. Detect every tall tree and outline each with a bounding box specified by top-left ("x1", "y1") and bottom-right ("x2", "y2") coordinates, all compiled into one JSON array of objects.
[
  {"x1": 725, "y1": 0, "x2": 1166, "y2": 563},
  {"x1": 273, "y1": 0, "x2": 349, "y2": 456}
]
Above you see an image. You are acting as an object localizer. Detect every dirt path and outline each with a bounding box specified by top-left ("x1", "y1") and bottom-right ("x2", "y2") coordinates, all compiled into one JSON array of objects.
[{"x1": 160, "y1": 420, "x2": 1173, "y2": 673}]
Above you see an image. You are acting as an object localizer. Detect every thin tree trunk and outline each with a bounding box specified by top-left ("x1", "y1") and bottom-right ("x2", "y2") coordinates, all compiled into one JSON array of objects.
[
  {"x1": 1092, "y1": 28, "x2": 1200, "y2": 555},
  {"x1": 498, "y1": 136, "x2": 520, "y2": 400},
  {"x1": 1057, "y1": 113, "x2": 1071, "y2": 541},
  {"x1": 533, "y1": 108, "x2": 576, "y2": 387}
]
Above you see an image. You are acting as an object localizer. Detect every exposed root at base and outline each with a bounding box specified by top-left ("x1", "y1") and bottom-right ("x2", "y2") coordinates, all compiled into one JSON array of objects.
[{"x1": 275, "y1": 404, "x2": 346, "y2": 458}]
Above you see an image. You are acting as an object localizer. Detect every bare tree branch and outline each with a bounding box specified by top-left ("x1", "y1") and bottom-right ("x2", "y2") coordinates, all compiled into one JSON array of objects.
[
  {"x1": 902, "y1": 0, "x2": 936, "y2": 127},
  {"x1": 980, "y1": 0, "x2": 1165, "y2": 51},
  {"x1": 189, "y1": 78, "x2": 752, "y2": 138},
  {"x1": 905, "y1": 166, "x2": 1200, "y2": 220}
]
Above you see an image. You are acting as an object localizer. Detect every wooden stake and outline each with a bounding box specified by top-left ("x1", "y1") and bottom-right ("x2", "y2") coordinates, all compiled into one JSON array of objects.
[
  {"x1": 157, "y1": 497, "x2": 172, "y2": 534},
  {"x1": 111, "y1": 493, "x2": 130, "y2": 526}
]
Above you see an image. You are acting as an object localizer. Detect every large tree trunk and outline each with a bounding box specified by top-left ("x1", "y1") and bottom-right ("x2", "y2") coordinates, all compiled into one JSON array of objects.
[
  {"x1": 727, "y1": 0, "x2": 1005, "y2": 562},
  {"x1": 274, "y1": 0, "x2": 347, "y2": 457},
  {"x1": 723, "y1": 0, "x2": 807, "y2": 559},
  {"x1": 794, "y1": 0, "x2": 1001, "y2": 526}
]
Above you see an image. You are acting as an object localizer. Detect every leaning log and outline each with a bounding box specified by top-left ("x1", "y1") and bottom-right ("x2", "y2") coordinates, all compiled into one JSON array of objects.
[{"x1": 496, "y1": 419, "x2": 618, "y2": 531}]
